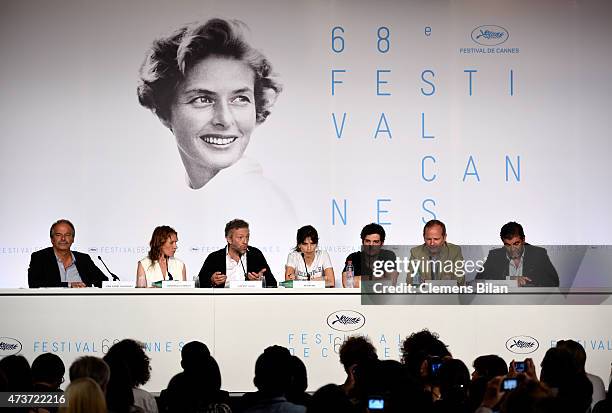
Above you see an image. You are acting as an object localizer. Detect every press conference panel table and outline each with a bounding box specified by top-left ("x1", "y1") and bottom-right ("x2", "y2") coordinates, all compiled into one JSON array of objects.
[{"x1": 1, "y1": 288, "x2": 611, "y2": 392}]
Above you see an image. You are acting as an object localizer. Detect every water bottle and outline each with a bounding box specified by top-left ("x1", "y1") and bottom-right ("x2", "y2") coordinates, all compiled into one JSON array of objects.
[
  {"x1": 413, "y1": 271, "x2": 421, "y2": 286},
  {"x1": 261, "y1": 273, "x2": 267, "y2": 288},
  {"x1": 346, "y1": 261, "x2": 354, "y2": 288}
]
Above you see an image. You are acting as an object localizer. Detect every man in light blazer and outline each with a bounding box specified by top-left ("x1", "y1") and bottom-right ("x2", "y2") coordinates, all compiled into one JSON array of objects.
[{"x1": 408, "y1": 220, "x2": 464, "y2": 285}]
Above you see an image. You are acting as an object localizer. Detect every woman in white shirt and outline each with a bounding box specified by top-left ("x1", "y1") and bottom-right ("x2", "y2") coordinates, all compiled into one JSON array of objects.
[
  {"x1": 136, "y1": 226, "x2": 186, "y2": 287},
  {"x1": 285, "y1": 225, "x2": 335, "y2": 287}
]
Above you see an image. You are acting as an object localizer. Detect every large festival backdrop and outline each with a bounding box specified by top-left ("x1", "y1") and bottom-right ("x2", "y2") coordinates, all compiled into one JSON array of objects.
[
  {"x1": 2, "y1": 0, "x2": 611, "y2": 287},
  {"x1": 2, "y1": 0, "x2": 612, "y2": 392}
]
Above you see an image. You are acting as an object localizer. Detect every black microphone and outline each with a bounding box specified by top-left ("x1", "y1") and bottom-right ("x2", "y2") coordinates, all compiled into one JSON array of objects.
[
  {"x1": 301, "y1": 252, "x2": 311, "y2": 281},
  {"x1": 238, "y1": 251, "x2": 248, "y2": 281},
  {"x1": 165, "y1": 256, "x2": 174, "y2": 281},
  {"x1": 98, "y1": 256, "x2": 120, "y2": 281}
]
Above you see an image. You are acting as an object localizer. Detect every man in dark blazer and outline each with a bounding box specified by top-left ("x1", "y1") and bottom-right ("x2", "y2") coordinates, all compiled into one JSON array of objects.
[
  {"x1": 476, "y1": 221, "x2": 559, "y2": 287},
  {"x1": 198, "y1": 219, "x2": 276, "y2": 288},
  {"x1": 28, "y1": 219, "x2": 108, "y2": 288}
]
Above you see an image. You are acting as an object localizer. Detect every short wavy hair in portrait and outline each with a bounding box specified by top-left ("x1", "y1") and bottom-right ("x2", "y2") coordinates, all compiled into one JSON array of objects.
[{"x1": 137, "y1": 18, "x2": 282, "y2": 124}]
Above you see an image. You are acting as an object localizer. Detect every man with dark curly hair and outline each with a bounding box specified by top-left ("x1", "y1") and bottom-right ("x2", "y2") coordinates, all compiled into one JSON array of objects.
[
  {"x1": 341, "y1": 223, "x2": 398, "y2": 288},
  {"x1": 401, "y1": 329, "x2": 451, "y2": 382},
  {"x1": 338, "y1": 335, "x2": 378, "y2": 397},
  {"x1": 103, "y1": 339, "x2": 156, "y2": 413}
]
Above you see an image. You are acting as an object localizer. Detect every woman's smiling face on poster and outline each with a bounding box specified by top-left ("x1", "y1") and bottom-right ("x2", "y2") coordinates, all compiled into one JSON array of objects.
[
  {"x1": 168, "y1": 56, "x2": 257, "y2": 185},
  {"x1": 137, "y1": 19, "x2": 282, "y2": 189}
]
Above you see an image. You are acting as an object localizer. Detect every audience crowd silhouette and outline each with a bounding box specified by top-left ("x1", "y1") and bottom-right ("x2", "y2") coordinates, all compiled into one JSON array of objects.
[{"x1": 0, "y1": 331, "x2": 610, "y2": 413}]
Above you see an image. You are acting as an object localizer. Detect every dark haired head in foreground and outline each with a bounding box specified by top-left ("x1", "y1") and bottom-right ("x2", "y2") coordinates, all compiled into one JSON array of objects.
[
  {"x1": 287, "y1": 355, "x2": 312, "y2": 408},
  {"x1": 469, "y1": 354, "x2": 509, "y2": 411},
  {"x1": 434, "y1": 358, "x2": 471, "y2": 413},
  {"x1": 353, "y1": 359, "x2": 432, "y2": 413},
  {"x1": 401, "y1": 329, "x2": 451, "y2": 381},
  {"x1": 472, "y1": 354, "x2": 508, "y2": 381},
  {"x1": 161, "y1": 341, "x2": 229, "y2": 413},
  {"x1": 338, "y1": 335, "x2": 378, "y2": 398},
  {"x1": 540, "y1": 347, "x2": 593, "y2": 413},
  {"x1": 239, "y1": 345, "x2": 306, "y2": 413},
  {"x1": 307, "y1": 384, "x2": 356, "y2": 413},
  {"x1": 0, "y1": 355, "x2": 32, "y2": 392},
  {"x1": 103, "y1": 339, "x2": 154, "y2": 413},
  {"x1": 32, "y1": 352, "x2": 65, "y2": 392}
]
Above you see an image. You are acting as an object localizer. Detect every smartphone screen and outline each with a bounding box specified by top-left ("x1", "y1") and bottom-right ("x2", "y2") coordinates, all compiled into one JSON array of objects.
[
  {"x1": 502, "y1": 378, "x2": 518, "y2": 391},
  {"x1": 514, "y1": 361, "x2": 526, "y2": 373},
  {"x1": 430, "y1": 362, "x2": 442, "y2": 375},
  {"x1": 368, "y1": 398, "x2": 384, "y2": 410}
]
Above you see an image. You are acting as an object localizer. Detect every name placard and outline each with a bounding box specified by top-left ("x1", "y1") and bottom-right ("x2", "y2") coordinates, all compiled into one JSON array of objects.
[
  {"x1": 292, "y1": 280, "x2": 326, "y2": 289},
  {"x1": 162, "y1": 280, "x2": 195, "y2": 288},
  {"x1": 229, "y1": 281, "x2": 263, "y2": 289},
  {"x1": 102, "y1": 281, "x2": 136, "y2": 289}
]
